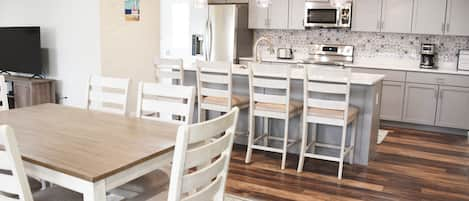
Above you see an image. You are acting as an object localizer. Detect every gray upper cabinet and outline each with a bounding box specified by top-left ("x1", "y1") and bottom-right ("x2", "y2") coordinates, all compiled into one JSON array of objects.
[
  {"x1": 445, "y1": 0, "x2": 469, "y2": 36},
  {"x1": 289, "y1": 0, "x2": 306, "y2": 30},
  {"x1": 381, "y1": 0, "x2": 413, "y2": 33},
  {"x1": 352, "y1": 0, "x2": 382, "y2": 32},
  {"x1": 403, "y1": 83, "x2": 438, "y2": 126},
  {"x1": 248, "y1": 0, "x2": 269, "y2": 29},
  {"x1": 412, "y1": 0, "x2": 447, "y2": 35},
  {"x1": 381, "y1": 81, "x2": 406, "y2": 121},
  {"x1": 436, "y1": 86, "x2": 469, "y2": 130},
  {"x1": 248, "y1": 0, "x2": 289, "y2": 29}
]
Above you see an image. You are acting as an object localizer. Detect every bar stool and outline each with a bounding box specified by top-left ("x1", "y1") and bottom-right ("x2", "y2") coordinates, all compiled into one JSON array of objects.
[
  {"x1": 154, "y1": 57, "x2": 184, "y2": 85},
  {"x1": 245, "y1": 63, "x2": 302, "y2": 170},
  {"x1": 196, "y1": 61, "x2": 249, "y2": 122},
  {"x1": 297, "y1": 65, "x2": 358, "y2": 180}
]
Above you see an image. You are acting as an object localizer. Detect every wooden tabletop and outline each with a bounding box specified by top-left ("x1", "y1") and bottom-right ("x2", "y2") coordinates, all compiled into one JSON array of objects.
[{"x1": 0, "y1": 104, "x2": 179, "y2": 182}]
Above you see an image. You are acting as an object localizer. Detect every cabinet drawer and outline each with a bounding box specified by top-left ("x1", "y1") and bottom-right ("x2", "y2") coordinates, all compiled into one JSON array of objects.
[
  {"x1": 406, "y1": 72, "x2": 469, "y2": 87},
  {"x1": 351, "y1": 68, "x2": 406, "y2": 82}
]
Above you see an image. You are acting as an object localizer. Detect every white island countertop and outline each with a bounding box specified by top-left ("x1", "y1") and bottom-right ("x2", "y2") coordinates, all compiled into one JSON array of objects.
[
  {"x1": 184, "y1": 64, "x2": 385, "y2": 86},
  {"x1": 239, "y1": 57, "x2": 469, "y2": 76}
]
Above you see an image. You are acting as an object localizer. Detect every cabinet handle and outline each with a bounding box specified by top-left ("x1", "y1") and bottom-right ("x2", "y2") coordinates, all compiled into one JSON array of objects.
[{"x1": 435, "y1": 90, "x2": 438, "y2": 100}]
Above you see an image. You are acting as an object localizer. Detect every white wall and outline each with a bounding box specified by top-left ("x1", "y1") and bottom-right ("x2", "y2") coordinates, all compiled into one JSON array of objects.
[{"x1": 0, "y1": 0, "x2": 101, "y2": 107}]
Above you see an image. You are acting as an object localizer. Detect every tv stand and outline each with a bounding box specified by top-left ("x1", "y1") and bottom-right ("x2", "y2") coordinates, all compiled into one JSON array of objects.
[{"x1": 4, "y1": 75, "x2": 56, "y2": 109}]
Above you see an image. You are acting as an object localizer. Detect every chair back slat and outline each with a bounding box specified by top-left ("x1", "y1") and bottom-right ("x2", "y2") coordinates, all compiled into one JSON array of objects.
[
  {"x1": 253, "y1": 93, "x2": 287, "y2": 105},
  {"x1": 0, "y1": 125, "x2": 33, "y2": 201},
  {"x1": 252, "y1": 77, "x2": 289, "y2": 89},
  {"x1": 199, "y1": 73, "x2": 229, "y2": 84},
  {"x1": 182, "y1": 149, "x2": 228, "y2": 193},
  {"x1": 183, "y1": 177, "x2": 223, "y2": 201},
  {"x1": 249, "y1": 63, "x2": 291, "y2": 113},
  {"x1": 136, "y1": 82, "x2": 195, "y2": 125},
  {"x1": 86, "y1": 75, "x2": 130, "y2": 116},
  {"x1": 200, "y1": 88, "x2": 229, "y2": 98},
  {"x1": 307, "y1": 99, "x2": 347, "y2": 111},
  {"x1": 168, "y1": 108, "x2": 239, "y2": 201},
  {"x1": 0, "y1": 76, "x2": 9, "y2": 111},
  {"x1": 196, "y1": 61, "x2": 233, "y2": 110},
  {"x1": 0, "y1": 151, "x2": 11, "y2": 170},
  {"x1": 308, "y1": 82, "x2": 348, "y2": 94},
  {"x1": 154, "y1": 58, "x2": 184, "y2": 85},
  {"x1": 304, "y1": 65, "x2": 352, "y2": 121}
]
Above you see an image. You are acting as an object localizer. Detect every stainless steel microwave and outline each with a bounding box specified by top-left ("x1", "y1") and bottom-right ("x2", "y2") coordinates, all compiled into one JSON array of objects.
[{"x1": 304, "y1": 1, "x2": 352, "y2": 28}]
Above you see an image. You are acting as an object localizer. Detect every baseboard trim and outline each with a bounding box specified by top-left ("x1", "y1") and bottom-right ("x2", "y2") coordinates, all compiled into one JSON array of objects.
[{"x1": 381, "y1": 120, "x2": 468, "y2": 136}]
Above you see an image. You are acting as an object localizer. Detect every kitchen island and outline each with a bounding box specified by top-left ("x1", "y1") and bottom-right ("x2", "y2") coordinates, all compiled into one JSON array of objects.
[{"x1": 182, "y1": 64, "x2": 385, "y2": 165}]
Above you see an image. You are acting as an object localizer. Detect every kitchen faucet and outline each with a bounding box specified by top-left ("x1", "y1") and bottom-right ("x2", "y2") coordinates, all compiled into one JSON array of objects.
[{"x1": 253, "y1": 37, "x2": 275, "y2": 63}]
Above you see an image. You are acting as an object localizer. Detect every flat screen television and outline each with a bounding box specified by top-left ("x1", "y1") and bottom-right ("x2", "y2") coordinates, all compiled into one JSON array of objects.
[{"x1": 0, "y1": 27, "x2": 42, "y2": 75}]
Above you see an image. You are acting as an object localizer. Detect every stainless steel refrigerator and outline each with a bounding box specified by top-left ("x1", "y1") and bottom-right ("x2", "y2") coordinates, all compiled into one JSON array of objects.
[{"x1": 192, "y1": 4, "x2": 253, "y2": 63}]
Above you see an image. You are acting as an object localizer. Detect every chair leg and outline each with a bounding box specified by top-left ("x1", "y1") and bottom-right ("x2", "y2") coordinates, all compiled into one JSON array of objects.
[
  {"x1": 245, "y1": 112, "x2": 255, "y2": 164},
  {"x1": 263, "y1": 117, "x2": 269, "y2": 146},
  {"x1": 297, "y1": 116, "x2": 308, "y2": 173},
  {"x1": 338, "y1": 125, "x2": 348, "y2": 180},
  {"x1": 198, "y1": 107, "x2": 204, "y2": 123},
  {"x1": 349, "y1": 119, "x2": 358, "y2": 165},
  {"x1": 281, "y1": 118, "x2": 289, "y2": 170}
]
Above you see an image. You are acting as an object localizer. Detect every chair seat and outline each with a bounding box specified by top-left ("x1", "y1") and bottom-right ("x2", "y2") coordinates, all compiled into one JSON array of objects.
[
  {"x1": 33, "y1": 186, "x2": 83, "y2": 201},
  {"x1": 202, "y1": 95, "x2": 249, "y2": 107},
  {"x1": 255, "y1": 101, "x2": 303, "y2": 114},
  {"x1": 308, "y1": 106, "x2": 359, "y2": 120}
]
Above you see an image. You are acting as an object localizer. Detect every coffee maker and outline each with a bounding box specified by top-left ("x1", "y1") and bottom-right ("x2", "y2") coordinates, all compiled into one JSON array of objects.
[{"x1": 420, "y1": 44, "x2": 436, "y2": 69}]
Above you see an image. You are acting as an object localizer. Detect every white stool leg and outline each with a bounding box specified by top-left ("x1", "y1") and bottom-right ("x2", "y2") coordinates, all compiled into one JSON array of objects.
[
  {"x1": 349, "y1": 119, "x2": 357, "y2": 164},
  {"x1": 297, "y1": 114, "x2": 308, "y2": 173},
  {"x1": 263, "y1": 117, "x2": 269, "y2": 146},
  {"x1": 338, "y1": 125, "x2": 348, "y2": 180},
  {"x1": 198, "y1": 107, "x2": 204, "y2": 123},
  {"x1": 311, "y1": 123, "x2": 317, "y2": 154},
  {"x1": 281, "y1": 118, "x2": 289, "y2": 170},
  {"x1": 245, "y1": 111, "x2": 255, "y2": 164}
]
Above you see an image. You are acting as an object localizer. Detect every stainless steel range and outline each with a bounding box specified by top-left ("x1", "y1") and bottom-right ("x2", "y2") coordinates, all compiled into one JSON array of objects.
[{"x1": 302, "y1": 44, "x2": 354, "y2": 66}]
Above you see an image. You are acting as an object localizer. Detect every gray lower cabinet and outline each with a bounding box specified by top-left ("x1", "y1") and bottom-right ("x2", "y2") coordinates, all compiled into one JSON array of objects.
[
  {"x1": 380, "y1": 81, "x2": 405, "y2": 121},
  {"x1": 435, "y1": 86, "x2": 469, "y2": 130},
  {"x1": 403, "y1": 83, "x2": 439, "y2": 126}
]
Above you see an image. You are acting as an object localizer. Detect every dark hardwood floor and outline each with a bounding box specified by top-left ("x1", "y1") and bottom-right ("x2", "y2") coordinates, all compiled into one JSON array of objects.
[{"x1": 226, "y1": 127, "x2": 469, "y2": 201}]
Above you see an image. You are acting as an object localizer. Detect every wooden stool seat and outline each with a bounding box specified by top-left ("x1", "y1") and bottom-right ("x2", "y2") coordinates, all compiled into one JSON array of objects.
[
  {"x1": 308, "y1": 106, "x2": 358, "y2": 121},
  {"x1": 255, "y1": 101, "x2": 303, "y2": 114},
  {"x1": 202, "y1": 95, "x2": 249, "y2": 108}
]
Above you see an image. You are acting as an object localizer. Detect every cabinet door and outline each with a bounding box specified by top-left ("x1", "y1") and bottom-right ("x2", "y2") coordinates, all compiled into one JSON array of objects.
[
  {"x1": 436, "y1": 86, "x2": 469, "y2": 130},
  {"x1": 403, "y1": 83, "x2": 438, "y2": 126},
  {"x1": 381, "y1": 0, "x2": 413, "y2": 33},
  {"x1": 268, "y1": 0, "x2": 289, "y2": 29},
  {"x1": 445, "y1": 0, "x2": 469, "y2": 36},
  {"x1": 13, "y1": 83, "x2": 31, "y2": 108},
  {"x1": 412, "y1": 0, "x2": 447, "y2": 35},
  {"x1": 248, "y1": 0, "x2": 269, "y2": 29},
  {"x1": 352, "y1": 0, "x2": 382, "y2": 32},
  {"x1": 380, "y1": 81, "x2": 405, "y2": 121},
  {"x1": 289, "y1": 0, "x2": 305, "y2": 30}
]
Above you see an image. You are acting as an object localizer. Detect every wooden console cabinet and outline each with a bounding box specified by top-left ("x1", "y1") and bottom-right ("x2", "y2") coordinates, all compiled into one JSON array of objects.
[{"x1": 5, "y1": 76, "x2": 56, "y2": 109}]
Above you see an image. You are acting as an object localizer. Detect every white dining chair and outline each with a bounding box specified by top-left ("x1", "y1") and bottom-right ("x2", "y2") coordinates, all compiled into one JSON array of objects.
[
  {"x1": 86, "y1": 75, "x2": 130, "y2": 116},
  {"x1": 245, "y1": 63, "x2": 302, "y2": 170},
  {"x1": 154, "y1": 58, "x2": 184, "y2": 85},
  {"x1": 167, "y1": 107, "x2": 239, "y2": 201},
  {"x1": 0, "y1": 125, "x2": 82, "y2": 201},
  {"x1": 136, "y1": 82, "x2": 196, "y2": 125},
  {"x1": 110, "y1": 82, "x2": 196, "y2": 199},
  {"x1": 0, "y1": 75, "x2": 9, "y2": 111},
  {"x1": 297, "y1": 65, "x2": 359, "y2": 180},
  {"x1": 196, "y1": 61, "x2": 249, "y2": 123}
]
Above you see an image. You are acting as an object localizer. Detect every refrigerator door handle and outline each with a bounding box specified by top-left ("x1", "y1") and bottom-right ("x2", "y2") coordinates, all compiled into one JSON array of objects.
[
  {"x1": 204, "y1": 19, "x2": 210, "y2": 61},
  {"x1": 208, "y1": 19, "x2": 214, "y2": 61}
]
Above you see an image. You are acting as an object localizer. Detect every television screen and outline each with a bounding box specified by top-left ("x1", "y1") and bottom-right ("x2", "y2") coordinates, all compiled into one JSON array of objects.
[{"x1": 0, "y1": 27, "x2": 42, "y2": 75}]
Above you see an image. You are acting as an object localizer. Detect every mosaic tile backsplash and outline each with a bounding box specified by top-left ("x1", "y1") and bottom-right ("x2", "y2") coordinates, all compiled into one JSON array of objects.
[{"x1": 255, "y1": 29, "x2": 469, "y2": 63}]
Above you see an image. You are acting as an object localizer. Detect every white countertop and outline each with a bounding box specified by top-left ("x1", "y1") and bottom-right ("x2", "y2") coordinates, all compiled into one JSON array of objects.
[
  {"x1": 239, "y1": 57, "x2": 469, "y2": 76},
  {"x1": 184, "y1": 64, "x2": 385, "y2": 86}
]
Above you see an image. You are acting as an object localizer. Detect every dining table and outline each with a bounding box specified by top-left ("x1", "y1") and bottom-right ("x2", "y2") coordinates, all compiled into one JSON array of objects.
[{"x1": 0, "y1": 103, "x2": 179, "y2": 201}]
